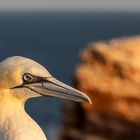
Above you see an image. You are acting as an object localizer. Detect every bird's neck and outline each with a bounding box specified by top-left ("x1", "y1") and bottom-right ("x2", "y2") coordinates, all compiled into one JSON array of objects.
[
  {"x1": 0, "y1": 89, "x2": 23, "y2": 118},
  {"x1": 0, "y1": 89, "x2": 47, "y2": 140}
]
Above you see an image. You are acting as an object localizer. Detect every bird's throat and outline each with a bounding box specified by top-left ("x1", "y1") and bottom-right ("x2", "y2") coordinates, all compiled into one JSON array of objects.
[{"x1": 0, "y1": 91, "x2": 47, "y2": 140}]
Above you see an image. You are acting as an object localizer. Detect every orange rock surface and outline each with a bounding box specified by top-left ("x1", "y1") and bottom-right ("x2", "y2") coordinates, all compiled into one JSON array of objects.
[
  {"x1": 60, "y1": 37, "x2": 140, "y2": 140},
  {"x1": 75, "y1": 36, "x2": 140, "y2": 123}
]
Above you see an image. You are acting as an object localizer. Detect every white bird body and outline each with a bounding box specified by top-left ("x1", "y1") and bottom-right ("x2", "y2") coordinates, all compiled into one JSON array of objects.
[{"x1": 0, "y1": 56, "x2": 91, "y2": 140}]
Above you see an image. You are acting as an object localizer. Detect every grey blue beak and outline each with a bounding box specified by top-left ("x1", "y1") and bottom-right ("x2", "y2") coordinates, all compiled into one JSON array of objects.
[{"x1": 25, "y1": 77, "x2": 92, "y2": 104}]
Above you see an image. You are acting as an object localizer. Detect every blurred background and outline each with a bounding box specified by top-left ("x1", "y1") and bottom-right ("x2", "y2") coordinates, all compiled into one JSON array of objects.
[{"x1": 0, "y1": 0, "x2": 140, "y2": 140}]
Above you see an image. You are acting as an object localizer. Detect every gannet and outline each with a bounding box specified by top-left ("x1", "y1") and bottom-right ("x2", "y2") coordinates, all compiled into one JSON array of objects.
[{"x1": 0, "y1": 56, "x2": 91, "y2": 140}]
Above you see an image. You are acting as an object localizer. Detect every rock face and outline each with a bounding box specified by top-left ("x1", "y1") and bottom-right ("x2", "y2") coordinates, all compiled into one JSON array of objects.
[{"x1": 60, "y1": 36, "x2": 140, "y2": 140}]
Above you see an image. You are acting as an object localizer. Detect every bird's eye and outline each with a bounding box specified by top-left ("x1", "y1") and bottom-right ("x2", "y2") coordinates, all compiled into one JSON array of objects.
[{"x1": 23, "y1": 73, "x2": 34, "y2": 82}]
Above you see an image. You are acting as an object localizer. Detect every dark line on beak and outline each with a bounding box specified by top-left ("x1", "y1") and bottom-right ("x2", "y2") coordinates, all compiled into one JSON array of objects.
[
  {"x1": 46, "y1": 79, "x2": 80, "y2": 94},
  {"x1": 24, "y1": 86, "x2": 50, "y2": 97}
]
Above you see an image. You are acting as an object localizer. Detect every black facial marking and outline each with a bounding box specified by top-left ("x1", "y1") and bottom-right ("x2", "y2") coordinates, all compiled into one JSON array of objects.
[
  {"x1": 11, "y1": 73, "x2": 51, "y2": 89},
  {"x1": 22, "y1": 73, "x2": 48, "y2": 85}
]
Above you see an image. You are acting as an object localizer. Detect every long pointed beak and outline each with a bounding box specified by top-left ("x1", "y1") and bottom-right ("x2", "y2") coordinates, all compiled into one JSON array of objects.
[{"x1": 25, "y1": 77, "x2": 92, "y2": 104}]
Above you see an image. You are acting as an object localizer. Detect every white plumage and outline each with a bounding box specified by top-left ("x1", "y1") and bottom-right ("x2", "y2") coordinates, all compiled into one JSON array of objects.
[{"x1": 0, "y1": 56, "x2": 91, "y2": 140}]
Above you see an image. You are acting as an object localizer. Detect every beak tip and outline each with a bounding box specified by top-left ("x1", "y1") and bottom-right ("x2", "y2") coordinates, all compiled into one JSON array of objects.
[
  {"x1": 89, "y1": 100, "x2": 92, "y2": 104},
  {"x1": 81, "y1": 93, "x2": 92, "y2": 104},
  {"x1": 87, "y1": 97, "x2": 92, "y2": 104}
]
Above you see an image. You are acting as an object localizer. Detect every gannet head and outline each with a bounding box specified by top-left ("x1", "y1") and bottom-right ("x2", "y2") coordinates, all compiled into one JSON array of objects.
[{"x1": 0, "y1": 56, "x2": 91, "y2": 103}]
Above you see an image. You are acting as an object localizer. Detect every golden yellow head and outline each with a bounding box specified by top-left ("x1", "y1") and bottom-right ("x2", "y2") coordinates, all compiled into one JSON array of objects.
[{"x1": 0, "y1": 56, "x2": 91, "y2": 103}]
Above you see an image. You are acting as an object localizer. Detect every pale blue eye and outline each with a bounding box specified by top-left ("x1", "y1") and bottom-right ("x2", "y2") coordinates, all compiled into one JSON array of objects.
[{"x1": 23, "y1": 73, "x2": 34, "y2": 82}]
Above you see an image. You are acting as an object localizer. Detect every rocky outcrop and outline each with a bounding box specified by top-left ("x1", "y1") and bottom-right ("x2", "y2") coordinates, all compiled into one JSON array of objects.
[{"x1": 60, "y1": 36, "x2": 140, "y2": 140}]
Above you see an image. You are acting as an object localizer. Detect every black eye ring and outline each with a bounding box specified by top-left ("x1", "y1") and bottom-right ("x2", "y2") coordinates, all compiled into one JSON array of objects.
[{"x1": 23, "y1": 73, "x2": 34, "y2": 82}]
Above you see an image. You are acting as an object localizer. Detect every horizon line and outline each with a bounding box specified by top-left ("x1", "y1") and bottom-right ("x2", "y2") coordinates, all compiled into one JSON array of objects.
[{"x1": 0, "y1": 9, "x2": 140, "y2": 13}]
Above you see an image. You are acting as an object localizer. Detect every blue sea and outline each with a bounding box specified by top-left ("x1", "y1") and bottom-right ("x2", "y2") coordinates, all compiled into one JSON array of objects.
[{"x1": 0, "y1": 11, "x2": 140, "y2": 140}]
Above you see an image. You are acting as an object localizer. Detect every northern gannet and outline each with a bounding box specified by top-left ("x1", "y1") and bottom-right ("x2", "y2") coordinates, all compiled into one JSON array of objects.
[{"x1": 0, "y1": 56, "x2": 91, "y2": 140}]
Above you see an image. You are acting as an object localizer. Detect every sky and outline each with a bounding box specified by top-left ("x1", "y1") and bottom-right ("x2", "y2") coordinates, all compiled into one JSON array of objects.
[{"x1": 0, "y1": 0, "x2": 140, "y2": 11}]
